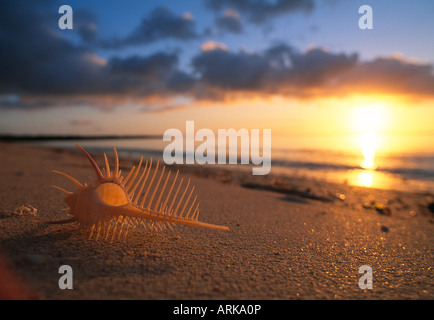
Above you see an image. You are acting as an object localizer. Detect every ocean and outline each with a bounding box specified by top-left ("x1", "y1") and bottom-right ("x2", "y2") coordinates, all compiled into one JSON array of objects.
[{"x1": 30, "y1": 135, "x2": 434, "y2": 194}]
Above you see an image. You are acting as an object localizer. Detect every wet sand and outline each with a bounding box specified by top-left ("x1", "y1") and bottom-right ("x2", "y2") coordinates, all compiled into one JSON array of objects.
[{"x1": 0, "y1": 142, "x2": 432, "y2": 299}]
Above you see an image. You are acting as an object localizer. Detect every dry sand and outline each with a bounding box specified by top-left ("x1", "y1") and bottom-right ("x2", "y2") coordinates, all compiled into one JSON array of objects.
[{"x1": 0, "y1": 142, "x2": 432, "y2": 299}]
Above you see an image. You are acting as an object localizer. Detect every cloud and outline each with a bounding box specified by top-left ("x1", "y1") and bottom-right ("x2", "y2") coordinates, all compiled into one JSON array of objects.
[
  {"x1": 104, "y1": 7, "x2": 199, "y2": 48},
  {"x1": 205, "y1": 0, "x2": 315, "y2": 24},
  {"x1": 1, "y1": 1, "x2": 434, "y2": 112},
  {"x1": 191, "y1": 43, "x2": 354, "y2": 93},
  {"x1": 182, "y1": 12, "x2": 194, "y2": 21},
  {"x1": 200, "y1": 40, "x2": 229, "y2": 51},
  {"x1": 105, "y1": 52, "x2": 182, "y2": 97},
  {"x1": 189, "y1": 44, "x2": 434, "y2": 100},
  {"x1": 140, "y1": 103, "x2": 190, "y2": 114},
  {"x1": 338, "y1": 56, "x2": 434, "y2": 98},
  {"x1": 0, "y1": 1, "x2": 187, "y2": 108},
  {"x1": 108, "y1": 53, "x2": 178, "y2": 77},
  {"x1": 0, "y1": 95, "x2": 57, "y2": 110},
  {"x1": 70, "y1": 119, "x2": 95, "y2": 126},
  {"x1": 283, "y1": 47, "x2": 358, "y2": 88},
  {"x1": 166, "y1": 71, "x2": 197, "y2": 93},
  {"x1": 215, "y1": 9, "x2": 243, "y2": 34},
  {"x1": 0, "y1": 2, "x2": 107, "y2": 96},
  {"x1": 74, "y1": 9, "x2": 99, "y2": 43},
  {"x1": 192, "y1": 46, "x2": 270, "y2": 90}
]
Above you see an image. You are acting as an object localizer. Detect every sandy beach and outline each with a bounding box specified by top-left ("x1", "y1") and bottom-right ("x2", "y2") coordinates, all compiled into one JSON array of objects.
[{"x1": 0, "y1": 142, "x2": 432, "y2": 300}]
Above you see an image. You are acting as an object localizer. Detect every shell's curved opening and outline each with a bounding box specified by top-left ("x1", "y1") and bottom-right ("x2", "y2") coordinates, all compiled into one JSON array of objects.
[{"x1": 92, "y1": 183, "x2": 129, "y2": 206}]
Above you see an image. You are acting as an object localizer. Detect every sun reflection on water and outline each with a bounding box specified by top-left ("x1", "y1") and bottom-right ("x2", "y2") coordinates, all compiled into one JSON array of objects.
[
  {"x1": 360, "y1": 131, "x2": 377, "y2": 169},
  {"x1": 356, "y1": 170, "x2": 374, "y2": 187},
  {"x1": 351, "y1": 130, "x2": 379, "y2": 188}
]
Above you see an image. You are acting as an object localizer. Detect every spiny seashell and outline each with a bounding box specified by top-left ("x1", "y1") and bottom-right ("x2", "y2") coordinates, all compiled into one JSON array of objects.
[{"x1": 42, "y1": 144, "x2": 229, "y2": 241}]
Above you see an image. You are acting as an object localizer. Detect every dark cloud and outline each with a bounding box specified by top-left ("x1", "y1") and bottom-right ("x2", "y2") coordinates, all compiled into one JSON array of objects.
[
  {"x1": 189, "y1": 44, "x2": 434, "y2": 100},
  {"x1": 0, "y1": 1, "x2": 106, "y2": 96},
  {"x1": 74, "y1": 9, "x2": 99, "y2": 43},
  {"x1": 166, "y1": 71, "x2": 197, "y2": 92},
  {"x1": 192, "y1": 48, "x2": 269, "y2": 90},
  {"x1": 0, "y1": 95, "x2": 54, "y2": 110},
  {"x1": 70, "y1": 119, "x2": 95, "y2": 126},
  {"x1": 190, "y1": 44, "x2": 357, "y2": 96},
  {"x1": 205, "y1": 0, "x2": 314, "y2": 24},
  {"x1": 104, "y1": 7, "x2": 199, "y2": 48},
  {"x1": 0, "y1": 1, "x2": 187, "y2": 106},
  {"x1": 0, "y1": 2, "x2": 184, "y2": 107},
  {"x1": 215, "y1": 9, "x2": 243, "y2": 34},
  {"x1": 109, "y1": 53, "x2": 178, "y2": 78},
  {"x1": 105, "y1": 52, "x2": 182, "y2": 97},
  {"x1": 140, "y1": 103, "x2": 190, "y2": 114},
  {"x1": 284, "y1": 48, "x2": 358, "y2": 87},
  {"x1": 1, "y1": 1, "x2": 433, "y2": 112},
  {"x1": 339, "y1": 56, "x2": 434, "y2": 97}
]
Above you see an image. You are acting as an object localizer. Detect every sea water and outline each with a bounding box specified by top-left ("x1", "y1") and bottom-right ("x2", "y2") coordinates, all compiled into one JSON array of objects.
[{"x1": 30, "y1": 134, "x2": 434, "y2": 194}]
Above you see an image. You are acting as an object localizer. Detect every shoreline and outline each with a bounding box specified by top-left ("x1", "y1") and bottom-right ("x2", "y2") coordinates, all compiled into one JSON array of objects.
[
  {"x1": 0, "y1": 141, "x2": 433, "y2": 299},
  {"x1": 9, "y1": 139, "x2": 434, "y2": 196}
]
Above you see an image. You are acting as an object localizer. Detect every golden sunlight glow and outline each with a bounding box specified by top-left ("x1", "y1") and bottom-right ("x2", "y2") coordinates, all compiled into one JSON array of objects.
[
  {"x1": 350, "y1": 103, "x2": 390, "y2": 170},
  {"x1": 360, "y1": 131, "x2": 377, "y2": 169},
  {"x1": 351, "y1": 103, "x2": 388, "y2": 133},
  {"x1": 356, "y1": 170, "x2": 374, "y2": 188},
  {"x1": 201, "y1": 40, "x2": 228, "y2": 52}
]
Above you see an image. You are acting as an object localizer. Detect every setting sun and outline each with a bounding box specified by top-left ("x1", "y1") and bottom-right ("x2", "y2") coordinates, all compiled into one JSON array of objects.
[
  {"x1": 360, "y1": 131, "x2": 377, "y2": 169},
  {"x1": 349, "y1": 102, "x2": 391, "y2": 169},
  {"x1": 350, "y1": 103, "x2": 389, "y2": 133}
]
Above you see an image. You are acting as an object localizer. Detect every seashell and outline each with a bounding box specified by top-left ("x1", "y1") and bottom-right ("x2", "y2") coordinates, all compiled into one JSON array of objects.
[
  {"x1": 14, "y1": 204, "x2": 38, "y2": 216},
  {"x1": 42, "y1": 144, "x2": 229, "y2": 241}
]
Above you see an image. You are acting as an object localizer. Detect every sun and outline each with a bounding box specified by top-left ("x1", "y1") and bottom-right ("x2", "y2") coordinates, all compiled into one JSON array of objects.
[
  {"x1": 350, "y1": 103, "x2": 390, "y2": 170},
  {"x1": 350, "y1": 103, "x2": 389, "y2": 133},
  {"x1": 360, "y1": 131, "x2": 376, "y2": 169}
]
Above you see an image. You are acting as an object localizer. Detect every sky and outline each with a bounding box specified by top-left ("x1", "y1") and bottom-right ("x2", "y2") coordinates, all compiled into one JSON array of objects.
[{"x1": 1, "y1": 0, "x2": 434, "y2": 154}]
